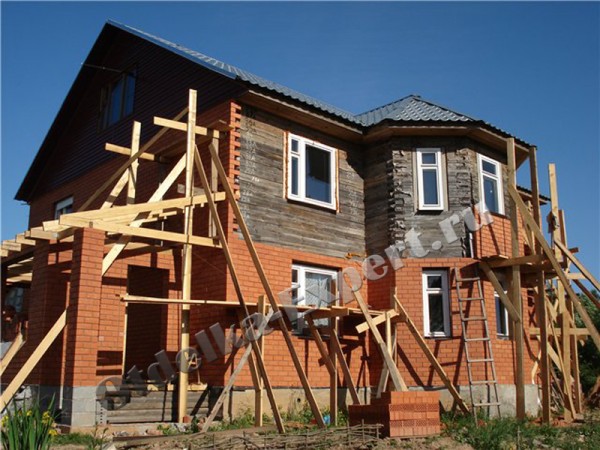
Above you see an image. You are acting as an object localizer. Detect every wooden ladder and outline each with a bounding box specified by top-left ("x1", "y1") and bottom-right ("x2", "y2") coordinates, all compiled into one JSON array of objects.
[{"x1": 453, "y1": 268, "x2": 501, "y2": 418}]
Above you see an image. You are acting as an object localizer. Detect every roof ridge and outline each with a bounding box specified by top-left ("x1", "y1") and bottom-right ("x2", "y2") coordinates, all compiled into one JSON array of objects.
[{"x1": 355, "y1": 94, "x2": 417, "y2": 118}]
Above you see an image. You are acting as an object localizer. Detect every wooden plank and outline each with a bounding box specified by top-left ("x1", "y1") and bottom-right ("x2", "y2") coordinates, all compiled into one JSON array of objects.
[
  {"x1": 329, "y1": 314, "x2": 338, "y2": 426},
  {"x1": 530, "y1": 327, "x2": 590, "y2": 337},
  {"x1": 59, "y1": 216, "x2": 220, "y2": 248},
  {"x1": 350, "y1": 289, "x2": 407, "y2": 392},
  {"x1": 306, "y1": 308, "x2": 350, "y2": 320},
  {"x1": 127, "y1": 122, "x2": 141, "y2": 205},
  {"x1": 508, "y1": 185, "x2": 600, "y2": 351},
  {"x1": 554, "y1": 239, "x2": 600, "y2": 292},
  {"x1": 479, "y1": 262, "x2": 521, "y2": 322},
  {"x1": 356, "y1": 310, "x2": 398, "y2": 334},
  {"x1": 255, "y1": 295, "x2": 266, "y2": 427},
  {"x1": 14, "y1": 234, "x2": 36, "y2": 246},
  {"x1": 507, "y1": 138, "x2": 526, "y2": 420},
  {"x1": 329, "y1": 332, "x2": 360, "y2": 405},
  {"x1": 206, "y1": 134, "x2": 326, "y2": 427},
  {"x1": 573, "y1": 279, "x2": 600, "y2": 310},
  {"x1": 485, "y1": 254, "x2": 546, "y2": 268},
  {"x1": 101, "y1": 154, "x2": 187, "y2": 275},
  {"x1": 0, "y1": 310, "x2": 67, "y2": 409},
  {"x1": 105, "y1": 143, "x2": 169, "y2": 163},
  {"x1": 153, "y1": 116, "x2": 218, "y2": 139},
  {"x1": 392, "y1": 295, "x2": 470, "y2": 415},
  {"x1": 306, "y1": 316, "x2": 336, "y2": 376},
  {"x1": 192, "y1": 137, "x2": 285, "y2": 433},
  {"x1": 0, "y1": 333, "x2": 24, "y2": 377}
]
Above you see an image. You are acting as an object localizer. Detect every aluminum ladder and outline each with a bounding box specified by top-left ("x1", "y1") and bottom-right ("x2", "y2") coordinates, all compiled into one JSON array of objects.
[{"x1": 453, "y1": 268, "x2": 501, "y2": 418}]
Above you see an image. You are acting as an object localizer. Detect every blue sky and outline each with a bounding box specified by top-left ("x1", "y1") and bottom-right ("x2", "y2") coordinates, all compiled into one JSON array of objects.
[{"x1": 1, "y1": 2, "x2": 599, "y2": 277}]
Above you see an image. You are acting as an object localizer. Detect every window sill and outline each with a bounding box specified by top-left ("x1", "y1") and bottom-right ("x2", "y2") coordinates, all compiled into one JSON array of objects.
[
  {"x1": 424, "y1": 334, "x2": 453, "y2": 340},
  {"x1": 286, "y1": 197, "x2": 337, "y2": 213}
]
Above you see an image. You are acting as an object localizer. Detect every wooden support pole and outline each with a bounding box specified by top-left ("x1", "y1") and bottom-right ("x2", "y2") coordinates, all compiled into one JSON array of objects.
[
  {"x1": 306, "y1": 316, "x2": 336, "y2": 376},
  {"x1": 206, "y1": 137, "x2": 326, "y2": 427},
  {"x1": 479, "y1": 262, "x2": 521, "y2": 322},
  {"x1": 329, "y1": 332, "x2": 361, "y2": 405},
  {"x1": 1, "y1": 310, "x2": 67, "y2": 410},
  {"x1": 178, "y1": 89, "x2": 197, "y2": 423},
  {"x1": 507, "y1": 138, "x2": 526, "y2": 419},
  {"x1": 392, "y1": 295, "x2": 470, "y2": 415},
  {"x1": 554, "y1": 239, "x2": 600, "y2": 293},
  {"x1": 0, "y1": 333, "x2": 24, "y2": 377},
  {"x1": 192, "y1": 142, "x2": 284, "y2": 433},
  {"x1": 329, "y1": 315, "x2": 338, "y2": 426},
  {"x1": 508, "y1": 185, "x2": 600, "y2": 350},
  {"x1": 349, "y1": 289, "x2": 407, "y2": 392},
  {"x1": 127, "y1": 121, "x2": 141, "y2": 205},
  {"x1": 255, "y1": 295, "x2": 266, "y2": 427},
  {"x1": 529, "y1": 146, "x2": 551, "y2": 423}
]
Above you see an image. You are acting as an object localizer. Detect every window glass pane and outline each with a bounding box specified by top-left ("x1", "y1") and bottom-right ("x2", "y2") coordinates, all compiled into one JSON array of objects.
[
  {"x1": 305, "y1": 145, "x2": 331, "y2": 203},
  {"x1": 427, "y1": 274, "x2": 442, "y2": 289},
  {"x1": 109, "y1": 78, "x2": 124, "y2": 125},
  {"x1": 483, "y1": 176, "x2": 500, "y2": 213},
  {"x1": 291, "y1": 157, "x2": 299, "y2": 195},
  {"x1": 422, "y1": 169, "x2": 439, "y2": 205},
  {"x1": 291, "y1": 139, "x2": 299, "y2": 153},
  {"x1": 421, "y1": 152, "x2": 437, "y2": 165},
  {"x1": 291, "y1": 269, "x2": 299, "y2": 304},
  {"x1": 496, "y1": 297, "x2": 507, "y2": 335},
  {"x1": 428, "y1": 294, "x2": 445, "y2": 333},
  {"x1": 305, "y1": 271, "x2": 333, "y2": 327},
  {"x1": 482, "y1": 160, "x2": 497, "y2": 175},
  {"x1": 123, "y1": 73, "x2": 136, "y2": 116}
]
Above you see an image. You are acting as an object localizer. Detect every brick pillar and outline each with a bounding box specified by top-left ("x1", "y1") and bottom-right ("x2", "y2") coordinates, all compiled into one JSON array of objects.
[{"x1": 62, "y1": 228, "x2": 104, "y2": 427}]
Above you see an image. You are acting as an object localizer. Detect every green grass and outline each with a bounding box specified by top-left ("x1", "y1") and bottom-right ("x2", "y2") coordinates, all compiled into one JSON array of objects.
[
  {"x1": 442, "y1": 412, "x2": 600, "y2": 450},
  {"x1": 51, "y1": 432, "x2": 94, "y2": 445}
]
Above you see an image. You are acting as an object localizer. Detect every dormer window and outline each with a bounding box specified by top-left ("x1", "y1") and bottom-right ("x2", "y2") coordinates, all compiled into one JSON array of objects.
[
  {"x1": 100, "y1": 69, "x2": 136, "y2": 129},
  {"x1": 287, "y1": 133, "x2": 337, "y2": 210}
]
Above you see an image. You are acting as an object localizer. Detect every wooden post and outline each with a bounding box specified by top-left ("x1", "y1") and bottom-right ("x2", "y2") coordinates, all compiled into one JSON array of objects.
[
  {"x1": 507, "y1": 138, "x2": 525, "y2": 419},
  {"x1": 330, "y1": 315, "x2": 338, "y2": 426},
  {"x1": 255, "y1": 295, "x2": 266, "y2": 427},
  {"x1": 549, "y1": 163, "x2": 573, "y2": 421},
  {"x1": 178, "y1": 89, "x2": 197, "y2": 423},
  {"x1": 127, "y1": 122, "x2": 141, "y2": 205},
  {"x1": 529, "y1": 147, "x2": 551, "y2": 423}
]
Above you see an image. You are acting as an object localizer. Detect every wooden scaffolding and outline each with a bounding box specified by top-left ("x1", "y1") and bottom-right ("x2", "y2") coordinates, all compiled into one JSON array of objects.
[{"x1": 1, "y1": 90, "x2": 599, "y2": 428}]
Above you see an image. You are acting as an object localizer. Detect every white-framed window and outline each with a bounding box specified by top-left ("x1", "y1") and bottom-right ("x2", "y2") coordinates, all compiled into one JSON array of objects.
[
  {"x1": 495, "y1": 290, "x2": 510, "y2": 338},
  {"x1": 422, "y1": 270, "x2": 451, "y2": 337},
  {"x1": 291, "y1": 264, "x2": 338, "y2": 334},
  {"x1": 478, "y1": 154, "x2": 504, "y2": 215},
  {"x1": 54, "y1": 196, "x2": 73, "y2": 219},
  {"x1": 287, "y1": 133, "x2": 337, "y2": 210},
  {"x1": 416, "y1": 148, "x2": 445, "y2": 210}
]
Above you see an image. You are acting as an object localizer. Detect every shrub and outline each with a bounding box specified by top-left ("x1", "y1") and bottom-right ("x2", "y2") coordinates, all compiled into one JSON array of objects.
[{"x1": 0, "y1": 399, "x2": 57, "y2": 450}]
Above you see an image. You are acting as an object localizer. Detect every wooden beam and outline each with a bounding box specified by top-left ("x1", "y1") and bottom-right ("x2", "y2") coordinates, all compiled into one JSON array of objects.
[
  {"x1": 0, "y1": 310, "x2": 66, "y2": 410},
  {"x1": 105, "y1": 143, "x2": 169, "y2": 163},
  {"x1": 392, "y1": 295, "x2": 470, "y2": 415},
  {"x1": 153, "y1": 116, "x2": 218, "y2": 139},
  {"x1": 554, "y1": 239, "x2": 600, "y2": 293},
  {"x1": 255, "y1": 295, "x2": 266, "y2": 427},
  {"x1": 530, "y1": 327, "x2": 590, "y2": 337},
  {"x1": 479, "y1": 262, "x2": 521, "y2": 322},
  {"x1": 350, "y1": 289, "x2": 407, "y2": 392},
  {"x1": 101, "y1": 154, "x2": 187, "y2": 275},
  {"x1": 573, "y1": 279, "x2": 600, "y2": 311},
  {"x1": 356, "y1": 310, "x2": 398, "y2": 334},
  {"x1": 306, "y1": 307, "x2": 350, "y2": 320},
  {"x1": 127, "y1": 122, "x2": 141, "y2": 206},
  {"x1": 507, "y1": 138, "x2": 525, "y2": 419},
  {"x1": 306, "y1": 316, "x2": 336, "y2": 376},
  {"x1": 59, "y1": 216, "x2": 220, "y2": 248},
  {"x1": 329, "y1": 332, "x2": 360, "y2": 405},
  {"x1": 0, "y1": 333, "x2": 24, "y2": 377},
  {"x1": 529, "y1": 146, "x2": 551, "y2": 424},
  {"x1": 508, "y1": 185, "x2": 600, "y2": 351},
  {"x1": 206, "y1": 133, "x2": 326, "y2": 427},
  {"x1": 329, "y1": 314, "x2": 338, "y2": 426},
  {"x1": 192, "y1": 134, "x2": 285, "y2": 432},
  {"x1": 485, "y1": 254, "x2": 546, "y2": 268}
]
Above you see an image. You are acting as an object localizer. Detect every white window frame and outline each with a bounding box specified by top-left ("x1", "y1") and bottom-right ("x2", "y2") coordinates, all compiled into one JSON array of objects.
[
  {"x1": 422, "y1": 270, "x2": 451, "y2": 338},
  {"x1": 478, "y1": 154, "x2": 504, "y2": 215},
  {"x1": 54, "y1": 196, "x2": 73, "y2": 219},
  {"x1": 287, "y1": 133, "x2": 337, "y2": 210},
  {"x1": 416, "y1": 148, "x2": 445, "y2": 210},
  {"x1": 291, "y1": 264, "x2": 338, "y2": 333},
  {"x1": 495, "y1": 291, "x2": 510, "y2": 338}
]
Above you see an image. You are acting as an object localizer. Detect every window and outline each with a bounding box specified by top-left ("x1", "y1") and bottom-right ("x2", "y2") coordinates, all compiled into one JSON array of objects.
[
  {"x1": 291, "y1": 264, "x2": 338, "y2": 334},
  {"x1": 422, "y1": 270, "x2": 451, "y2": 337},
  {"x1": 495, "y1": 289, "x2": 510, "y2": 338},
  {"x1": 287, "y1": 133, "x2": 337, "y2": 209},
  {"x1": 54, "y1": 196, "x2": 73, "y2": 219},
  {"x1": 478, "y1": 154, "x2": 503, "y2": 215},
  {"x1": 416, "y1": 148, "x2": 444, "y2": 210},
  {"x1": 100, "y1": 69, "x2": 136, "y2": 129}
]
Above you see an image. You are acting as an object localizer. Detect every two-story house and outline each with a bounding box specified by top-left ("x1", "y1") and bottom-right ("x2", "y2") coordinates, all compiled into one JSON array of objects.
[{"x1": 2, "y1": 20, "x2": 548, "y2": 428}]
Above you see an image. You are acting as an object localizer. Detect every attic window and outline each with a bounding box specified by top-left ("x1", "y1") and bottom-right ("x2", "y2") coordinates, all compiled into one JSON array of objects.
[
  {"x1": 287, "y1": 133, "x2": 337, "y2": 210},
  {"x1": 100, "y1": 69, "x2": 136, "y2": 129}
]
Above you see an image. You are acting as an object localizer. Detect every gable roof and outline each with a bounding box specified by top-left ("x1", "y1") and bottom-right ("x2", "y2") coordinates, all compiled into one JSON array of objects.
[{"x1": 16, "y1": 20, "x2": 532, "y2": 202}]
